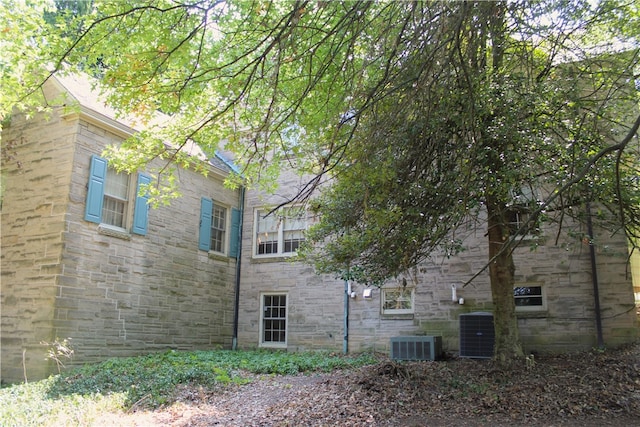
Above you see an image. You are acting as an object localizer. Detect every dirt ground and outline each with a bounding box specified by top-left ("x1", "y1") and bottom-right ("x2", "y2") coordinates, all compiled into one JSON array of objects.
[{"x1": 95, "y1": 343, "x2": 640, "y2": 426}]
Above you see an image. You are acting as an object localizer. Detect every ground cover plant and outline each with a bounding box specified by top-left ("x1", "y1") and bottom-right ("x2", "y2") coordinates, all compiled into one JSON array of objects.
[
  {"x1": 1, "y1": 344, "x2": 639, "y2": 426},
  {"x1": 0, "y1": 349, "x2": 378, "y2": 426}
]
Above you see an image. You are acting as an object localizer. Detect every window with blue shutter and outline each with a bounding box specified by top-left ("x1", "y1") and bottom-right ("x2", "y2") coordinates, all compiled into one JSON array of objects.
[
  {"x1": 85, "y1": 154, "x2": 150, "y2": 237},
  {"x1": 132, "y1": 174, "x2": 151, "y2": 235},
  {"x1": 199, "y1": 197, "x2": 213, "y2": 251}
]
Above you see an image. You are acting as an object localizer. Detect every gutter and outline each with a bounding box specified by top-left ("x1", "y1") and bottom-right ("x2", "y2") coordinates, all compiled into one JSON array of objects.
[
  {"x1": 586, "y1": 202, "x2": 605, "y2": 348},
  {"x1": 344, "y1": 280, "x2": 350, "y2": 354}
]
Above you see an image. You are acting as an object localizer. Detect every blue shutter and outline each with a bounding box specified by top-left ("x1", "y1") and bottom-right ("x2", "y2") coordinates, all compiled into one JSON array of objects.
[
  {"x1": 199, "y1": 197, "x2": 212, "y2": 251},
  {"x1": 132, "y1": 174, "x2": 151, "y2": 235},
  {"x1": 229, "y1": 207, "x2": 241, "y2": 258},
  {"x1": 84, "y1": 155, "x2": 107, "y2": 223}
]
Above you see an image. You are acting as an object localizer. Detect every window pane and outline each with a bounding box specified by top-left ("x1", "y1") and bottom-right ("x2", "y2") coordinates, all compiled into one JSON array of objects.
[
  {"x1": 102, "y1": 168, "x2": 129, "y2": 228},
  {"x1": 282, "y1": 207, "x2": 305, "y2": 231},
  {"x1": 514, "y1": 286, "x2": 542, "y2": 296},
  {"x1": 514, "y1": 286, "x2": 544, "y2": 307},
  {"x1": 383, "y1": 289, "x2": 413, "y2": 312},
  {"x1": 282, "y1": 208, "x2": 305, "y2": 253},
  {"x1": 102, "y1": 196, "x2": 126, "y2": 227},
  {"x1": 211, "y1": 205, "x2": 227, "y2": 253},
  {"x1": 263, "y1": 294, "x2": 287, "y2": 343},
  {"x1": 105, "y1": 168, "x2": 129, "y2": 200},
  {"x1": 257, "y1": 211, "x2": 278, "y2": 234},
  {"x1": 515, "y1": 296, "x2": 543, "y2": 306},
  {"x1": 256, "y1": 210, "x2": 278, "y2": 254}
]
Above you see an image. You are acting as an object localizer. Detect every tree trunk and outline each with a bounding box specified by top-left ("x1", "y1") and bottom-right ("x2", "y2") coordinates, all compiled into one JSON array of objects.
[
  {"x1": 486, "y1": 197, "x2": 524, "y2": 363},
  {"x1": 480, "y1": 0, "x2": 523, "y2": 364}
]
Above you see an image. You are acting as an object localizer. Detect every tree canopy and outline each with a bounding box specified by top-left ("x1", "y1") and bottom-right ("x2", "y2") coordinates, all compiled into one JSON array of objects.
[{"x1": 2, "y1": 0, "x2": 639, "y2": 361}]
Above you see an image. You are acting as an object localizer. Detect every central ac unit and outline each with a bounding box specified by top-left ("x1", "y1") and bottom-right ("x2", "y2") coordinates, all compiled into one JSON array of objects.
[
  {"x1": 459, "y1": 312, "x2": 494, "y2": 358},
  {"x1": 390, "y1": 336, "x2": 442, "y2": 361}
]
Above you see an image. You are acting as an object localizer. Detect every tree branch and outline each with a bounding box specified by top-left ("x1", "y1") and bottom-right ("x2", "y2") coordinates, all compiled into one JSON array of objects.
[{"x1": 463, "y1": 112, "x2": 640, "y2": 287}]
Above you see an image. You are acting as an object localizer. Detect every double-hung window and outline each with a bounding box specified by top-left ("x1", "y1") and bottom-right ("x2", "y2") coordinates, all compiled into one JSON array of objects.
[
  {"x1": 255, "y1": 206, "x2": 306, "y2": 257},
  {"x1": 260, "y1": 293, "x2": 287, "y2": 347},
  {"x1": 102, "y1": 167, "x2": 129, "y2": 228},
  {"x1": 256, "y1": 210, "x2": 279, "y2": 255},
  {"x1": 507, "y1": 206, "x2": 538, "y2": 237},
  {"x1": 199, "y1": 197, "x2": 241, "y2": 258},
  {"x1": 507, "y1": 186, "x2": 540, "y2": 238},
  {"x1": 84, "y1": 155, "x2": 150, "y2": 236},
  {"x1": 211, "y1": 204, "x2": 227, "y2": 253}
]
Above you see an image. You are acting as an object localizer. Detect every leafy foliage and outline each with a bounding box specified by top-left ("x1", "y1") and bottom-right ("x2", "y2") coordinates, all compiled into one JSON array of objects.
[
  {"x1": 0, "y1": 349, "x2": 378, "y2": 425},
  {"x1": 0, "y1": 377, "x2": 126, "y2": 427},
  {"x1": 4, "y1": 1, "x2": 639, "y2": 361},
  {"x1": 46, "y1": 349, "x2": 376, "y2": 408},
  {"x1": 0, "y1": 0, "x2": 62, "y2": 121}
]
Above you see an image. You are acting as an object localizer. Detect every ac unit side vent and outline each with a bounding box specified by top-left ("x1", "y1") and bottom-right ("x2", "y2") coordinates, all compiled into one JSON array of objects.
[
  {"x1": 390, "y1": 336, "x2": 442, "y2": 361},
  {"x1": 459, "y1": 312, "x2": 495, "y2": 359}
]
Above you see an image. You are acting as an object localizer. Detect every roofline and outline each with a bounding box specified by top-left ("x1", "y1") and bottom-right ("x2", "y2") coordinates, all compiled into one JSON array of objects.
[
  {"x1": 61, "y1": 105, "x2": 136, "y2": 139},
  {"x1": 52, "y1": 74, "x2": 232, "y2": 179},
  {"x1": 214, "y1": 150, "x2": 242, "y2": 176}
]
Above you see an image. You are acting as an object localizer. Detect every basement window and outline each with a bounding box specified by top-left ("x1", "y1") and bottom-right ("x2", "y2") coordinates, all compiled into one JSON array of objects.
[
  {"x1": 514, "y1": 284, "x2": 546, "y2": 312},
  {"x1": 382, "y1": 287, "x2": 415, "y2": 315}
]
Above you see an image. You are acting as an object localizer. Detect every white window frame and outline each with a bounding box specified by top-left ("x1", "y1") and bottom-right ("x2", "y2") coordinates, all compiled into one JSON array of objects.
[
  {"x1": 507, "y1": 186, "x2": 541, "y2": 238},
  {"x1": 210, "y1": 203, "x2": 228, "y2": 255},
  {"x1": 381, "y1": 287, "x2": 415, "y2": 315},
  {"x1": 259, "y1": 293, "x2": 288, "y2": 348},
  {"x1": 253, "y1": 206, "x2": 306, "y2": 258},
  {"x1": 100, "y1": 167, "x2": 135, "y2": 233},
  {"x1": 506, "y1": 205, "x2": 540, "y2": 238},
  {"x1": 514, "y1": 283, "x2": 547, "y2": 312}
]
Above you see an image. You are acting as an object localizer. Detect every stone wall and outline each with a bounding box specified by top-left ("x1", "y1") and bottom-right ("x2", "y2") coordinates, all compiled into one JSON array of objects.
[
  {"x1": 1, "y1": 99, "x2": 76, "y2": 382},
  {"x1": 3, "y1": 80, "x2": 637, "y2": 384},
  {"x1": 58, "y1": 118, "x2": 240, "y2": 366},
  {"x1": 237, "y1": 171, "x2": 638, "y2": 356},
  {"x1": 1, "y1": 83, "x2": 240, "y2": 383}
]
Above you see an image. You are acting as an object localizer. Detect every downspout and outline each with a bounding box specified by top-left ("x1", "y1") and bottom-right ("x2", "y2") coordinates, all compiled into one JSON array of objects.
[
  {"x1": 232, "y1": 186, "x2": 245, "y2": 351},
  {"x1": 344, "y1": 280, "x2": 350, "y2": 354},
  {"x1": 586, "y1": 202, "x2": 605, "y2": 348}
]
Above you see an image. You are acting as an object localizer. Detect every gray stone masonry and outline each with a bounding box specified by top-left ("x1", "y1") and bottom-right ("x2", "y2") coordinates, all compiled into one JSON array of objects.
[
  {"x1": 3, "y1": 75, "x2": 638, "y2": 383},
  {"x1": 237, "y1": 169, "x2": 639, "y2": 356},
  {"x1": 1, "y1": 79, "x2": 240, "y2": 383}
]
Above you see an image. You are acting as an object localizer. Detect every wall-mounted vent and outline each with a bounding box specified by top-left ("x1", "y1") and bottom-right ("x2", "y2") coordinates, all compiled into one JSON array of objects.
[
  {"x1": 459, "y1": 312, "x2": 494, "y2": 359},
  {"x1": 390, "y1": 336, "x2": 442, "y2": 361}
]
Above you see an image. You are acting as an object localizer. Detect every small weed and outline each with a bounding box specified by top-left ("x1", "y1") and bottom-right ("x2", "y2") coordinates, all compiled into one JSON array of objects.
[
  {"x1": 447, "y1": 376, "x2": 490, "y2": 397},
  {"x1": 41, "y1": 338, "x2": 74, "y2": 374}
]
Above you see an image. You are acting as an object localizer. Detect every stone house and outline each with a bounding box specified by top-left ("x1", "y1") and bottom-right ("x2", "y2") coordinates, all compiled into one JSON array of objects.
[
  {"x1": 1, "y1": 74, "x2": 242, "y2": 383},
  {"x1": 2, "y1": 74, "x2": 639, "y2": 383},
  {"x1": 238, "y1": 171, "x2": 640, "y2": 356}
]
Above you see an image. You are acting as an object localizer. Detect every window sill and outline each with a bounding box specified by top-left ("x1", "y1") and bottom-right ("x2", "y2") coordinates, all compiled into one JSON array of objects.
[
  {"x1": 251, "y1": 255, "x2": 299, "y2": 264},
  {"x1": 516, "y1": 310, "x2": 548, "y2": 319},
  {"x1": 207, "y1": 252, "x2": 234, "y2": 263},
  {"x1": 513, "y1": 235, "x2": 545, "y2": 245},
  {"x1": 381, "y1": 313, "x2": 415, "y2": 321},
  {"x1": 259, "y1": 342, "x2": 287, "y2": 349},
  {"x1": 98, "y1": 224, "x2": 131, "y2": 240}
]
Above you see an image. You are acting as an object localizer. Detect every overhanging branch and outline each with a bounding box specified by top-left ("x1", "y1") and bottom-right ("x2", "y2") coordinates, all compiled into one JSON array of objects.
[{"x1": 463, "y1": 112, "x2": 640, "y2": 287}]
